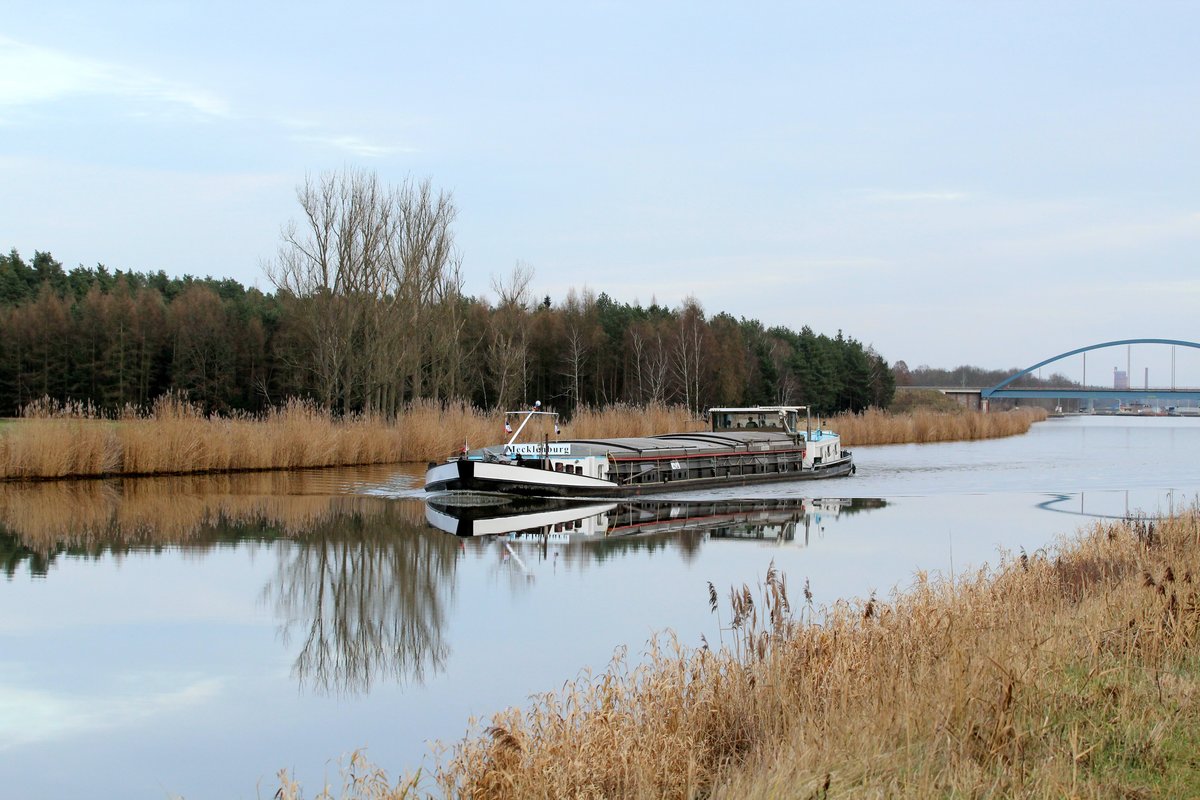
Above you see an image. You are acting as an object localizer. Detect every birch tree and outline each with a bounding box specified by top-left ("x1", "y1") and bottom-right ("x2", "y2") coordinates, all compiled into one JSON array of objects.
[{"x1": 673, "y1": 296, "x2": 707, "y2": 413}]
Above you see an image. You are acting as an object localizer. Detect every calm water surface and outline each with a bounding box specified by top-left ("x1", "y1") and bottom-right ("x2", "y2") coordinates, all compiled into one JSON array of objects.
[{"x1": 2, "y1": 416, "x2": 1199, "y2": 798}]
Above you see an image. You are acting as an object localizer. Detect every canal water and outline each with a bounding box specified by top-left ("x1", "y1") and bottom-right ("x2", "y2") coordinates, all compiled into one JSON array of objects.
[{"x1": 2, "y1": 416, "x2": 1199, "y2": 798}]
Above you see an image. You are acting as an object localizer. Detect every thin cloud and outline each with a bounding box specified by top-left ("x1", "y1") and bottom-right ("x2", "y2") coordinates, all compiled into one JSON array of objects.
[
  {"x1": 0, "y1": 35, "x2": 229, "y2": 117},
  {"x1": 0, "y1": 36, "x2": 407, "y2": 157},
  {"x1": 292, "y1": 133, "x2": 415, "y2": 158}
]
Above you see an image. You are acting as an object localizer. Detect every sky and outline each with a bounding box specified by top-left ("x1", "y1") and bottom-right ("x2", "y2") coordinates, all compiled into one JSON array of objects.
[{"x1": 2, "y1": 1, "x2": 1198, "y2": 374}]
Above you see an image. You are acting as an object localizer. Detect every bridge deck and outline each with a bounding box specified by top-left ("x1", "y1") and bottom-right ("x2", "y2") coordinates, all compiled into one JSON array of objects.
[{"x1": 986, "y1": 388, "x2": 1200, "y2": 400}]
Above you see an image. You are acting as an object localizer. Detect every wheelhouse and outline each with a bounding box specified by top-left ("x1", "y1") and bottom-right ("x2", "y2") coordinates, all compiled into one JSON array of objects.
[{"x1": 709, "y1": 406, "x2": 807, "y2": 436}]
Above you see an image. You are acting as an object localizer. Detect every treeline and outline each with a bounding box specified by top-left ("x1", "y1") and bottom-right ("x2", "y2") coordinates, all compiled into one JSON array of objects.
[
  {"x1": 895, "y1": 361, "x2": 1076, "y2": 389},
  {"x1": 474, "y1": 285, "x2": 895, "y2": 415},
  {"x1": 0, "y1": 170, "x2": 894, "y2": 418},
  {"x1": 0, "y1": 250, "x2": 276, "y2": 414}
]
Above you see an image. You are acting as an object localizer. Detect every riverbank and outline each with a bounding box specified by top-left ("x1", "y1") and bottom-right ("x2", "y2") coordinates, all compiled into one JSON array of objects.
[
  {"x1": 280, "y1": 505, "x2": 1200, "y2": 799},
  {"x1": 0, "y1": 401, "x2": 1044, "y2": 481},
  {"x1": 829, "y1": 405, "x2": 1048, "y2": 446},
  {"x1": 0, "y1": 399, "x2": 697, "y2": 480}
]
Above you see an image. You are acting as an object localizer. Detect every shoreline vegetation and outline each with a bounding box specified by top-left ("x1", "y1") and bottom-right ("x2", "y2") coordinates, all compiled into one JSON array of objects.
[
  {"x1": 0, "y1": 399, "x2": 699, "y2": 481},
  {"x1": 0, "y1": 400, "x2": 1046, "y2": 481},
  {"x1": 832, "y1": 405, "x2": 1048, "y2": 446},
  {"x1": 279, "y1": 506, "x2": 1200, "y2": 799}
]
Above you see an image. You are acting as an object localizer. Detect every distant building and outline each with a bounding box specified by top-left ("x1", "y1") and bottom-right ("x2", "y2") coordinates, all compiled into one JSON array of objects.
[{"x1": 1114, "y1": 368, "x2": 1129, "y2": 390}]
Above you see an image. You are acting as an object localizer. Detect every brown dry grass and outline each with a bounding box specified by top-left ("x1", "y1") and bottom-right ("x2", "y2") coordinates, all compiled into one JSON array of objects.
[
  {"x1": 0, "y1": 399, "x2": 697, "y2": 480},
  {"x1": 275, "y1": 507, "x2": 1200, "y2": 799},
  {"x1": 0, "y1": 399, "x2": 1043, "y2": 480},
  {"x1": 831, "y1": 406, "x2": 1048, "y2": 446},
  {"x1": 436, "y1": 512, "x2": 1200, "y2": 799},
  {"x1": 565, "y1": 403, "x2": 704, "y2": 439}
]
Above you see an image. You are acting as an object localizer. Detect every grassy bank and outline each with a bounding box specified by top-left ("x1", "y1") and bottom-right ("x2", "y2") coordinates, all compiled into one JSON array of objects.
[
  {"x1": 830, "y1": 406, "x2": 1048, "y2": 446},
  {"x1": 0, "y1": 400, "x2": 1044, "y2": 481},
  {"x1": 276, "y1": 507, "x2": 1200, "y2": 799},
  {"x1": 0, "y1": 399, "x2": 698, "y2": 480}
]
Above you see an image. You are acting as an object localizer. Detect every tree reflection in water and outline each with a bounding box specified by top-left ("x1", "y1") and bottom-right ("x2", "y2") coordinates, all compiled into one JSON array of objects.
[
  {"x1": 267, "y1": 507, "x2": 460, "y2": 695},
  {"x1": 0, "y1": 469, "x2": 460, "y2": 696}
]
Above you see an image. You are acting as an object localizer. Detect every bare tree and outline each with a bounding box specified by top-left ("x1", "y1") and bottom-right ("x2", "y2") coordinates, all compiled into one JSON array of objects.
[
  {"x1": 629, "y1": 327, "x2": 647, "y2": 402},
  {"x1": 630, "y1": 321, "x2": 671, "y2": 404},
  {"x1": 266, "y1": 168, "x2": 458, "y2": 414},
  {"x1": 673, "y1": 296, "x2": 707, "y2": 413},
  {"x1": 381, "y1": 178, "x2": 459, "y2": 412},
  {"x1": 486, "y1": 262, "x2": 534, "y2": 410},
  {"x1": 423, "y1": 253, "x2": 469, "y2": 402},
  {"x1": 559, "y1": 287, "x2": 596, "y2": 410}
]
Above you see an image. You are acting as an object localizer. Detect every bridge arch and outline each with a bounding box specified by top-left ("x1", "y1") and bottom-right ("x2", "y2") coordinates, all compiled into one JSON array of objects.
[{"x1": 983, "y1": 338, "x2": 1200, "y2": 397}]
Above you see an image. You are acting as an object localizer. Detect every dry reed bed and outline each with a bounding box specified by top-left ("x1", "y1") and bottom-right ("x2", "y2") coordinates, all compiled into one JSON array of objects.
[
  {"x1": 281, "y1": 507, "x2": 1200, "y2": 799},
  {"x1": 831, "y1": 406, "x2": 1048, "y2": 446},
  {"x1": 0, "y1": 400, "x2": 1043, "y2": 480},
  {"x1": 0, "y1": 400, "x2": 699, "y2": 480},
  {"x1": 443, "y1": 513, "x2": 1200, "y2": 799}
]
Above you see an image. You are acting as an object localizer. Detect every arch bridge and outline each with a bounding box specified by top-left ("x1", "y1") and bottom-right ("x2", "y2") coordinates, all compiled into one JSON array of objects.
[{"x1": 982, "y1": 338, "x2": 1200, "y2": 404}]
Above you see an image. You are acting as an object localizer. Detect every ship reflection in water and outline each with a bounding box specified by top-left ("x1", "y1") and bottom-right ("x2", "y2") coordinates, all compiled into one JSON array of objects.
[
  {"x1": 0, "y1": 472, "x2": 885, "y2": 704},
  {"x1": 425, "y1": 495, "x2": 888, "y2": 546}
]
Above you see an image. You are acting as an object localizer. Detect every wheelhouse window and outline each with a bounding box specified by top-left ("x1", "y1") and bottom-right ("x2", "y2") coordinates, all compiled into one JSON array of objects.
[{"x1": 710, "y1": 408, "x2": 800, "y2": 433}]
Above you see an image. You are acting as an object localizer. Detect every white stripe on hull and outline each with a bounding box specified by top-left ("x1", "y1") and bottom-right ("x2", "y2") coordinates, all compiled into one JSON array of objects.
[
  {"x1": 425, "y1": 502, "x2": 618, "y2": 537},
  {"x1": 473, "y1": 461, "x2": 614, "y2": 489},
  {"x1": 425, "y1": 455, "x2": 854, "y2": 497}
]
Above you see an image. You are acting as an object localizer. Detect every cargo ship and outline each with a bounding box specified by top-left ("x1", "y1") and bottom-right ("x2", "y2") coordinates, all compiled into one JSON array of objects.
[{"x1": 423, "y1": 405, "x2": 854, "y2": 497}]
